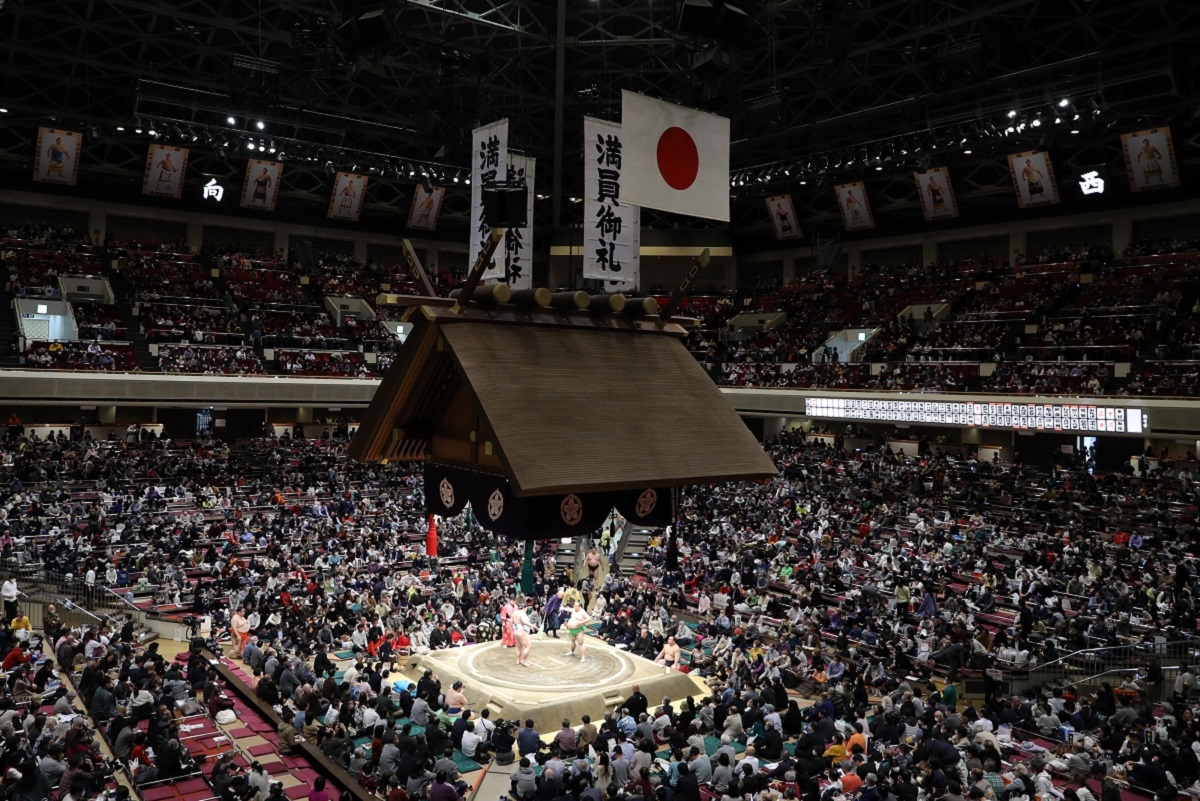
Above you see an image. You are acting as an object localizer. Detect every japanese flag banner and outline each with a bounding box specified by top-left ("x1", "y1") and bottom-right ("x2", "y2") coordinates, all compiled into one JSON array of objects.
[
  {"x1": 620, "y1": 91, "x2": 730, "y2": 222},
  {"x1": 583, "y1": 117, "x2": 640, "y2": 291}
]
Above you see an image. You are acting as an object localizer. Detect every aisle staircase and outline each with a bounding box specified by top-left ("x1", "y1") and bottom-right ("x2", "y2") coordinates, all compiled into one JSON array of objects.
[
  {"x1": 108, "y1": 272, "x2": 159, "y2": 372},
  {"x1": 0, "y1": 300, "x2": 20, "y2": 366},
  {"x1": 2, "y1": 567, "x2": 159, "y2": 644},
  {"x1": 615, "y1": 525, "x2": 655, "y2": 576}
]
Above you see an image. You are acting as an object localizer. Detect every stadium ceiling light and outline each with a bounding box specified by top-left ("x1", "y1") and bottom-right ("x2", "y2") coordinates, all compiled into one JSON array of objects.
[
  {"x1": 268, "y1": 140, "x2": 276, "y2": 153},
  {"x1": 255, "y1": 120, "x2": 265, "y2": 130},
  {"x1": 147, "y1": 123, "x2": 157, "y2": 136},
  {"x1": 963, "y1": 149, "x2": 972, "y2": 155},
  {"x1": 1007, "y1": 109, "x2": 1017, "y2": 118},
  {"x1": 227, "y1": 116, "x2": 236, "y2": 125},
  {"x1": 1059, "y1": 98, "x2": 1070, "y2": 107},
  {"x1": 246, "y1": 140, "x2": 255, "y2": 150},
  {"x1": 0, "y1": 108, "x2": 8, "y2": 113}
]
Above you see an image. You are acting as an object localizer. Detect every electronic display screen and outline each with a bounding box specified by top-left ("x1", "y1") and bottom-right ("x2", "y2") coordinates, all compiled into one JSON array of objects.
[{"x1": 804, "y1": 398, "x2": 1146, "y2": 434}]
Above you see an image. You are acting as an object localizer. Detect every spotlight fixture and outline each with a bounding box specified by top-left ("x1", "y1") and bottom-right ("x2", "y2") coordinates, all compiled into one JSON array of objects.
[
  {"x1": 255, "y1": 120, "x2": 265, "y2": 130},
  {"x1": 464, "y1": 176, "x2": 471, "y2": 185},
  {"x1": 227, "y1": 116, "x2": 236, "y2": 125},
  {"x1": 0, "y1": 108, "x2": 7, "y2": 114},
  {"x1": 116, "y1": 126, "x2": 125, "y2": 132},
  {"x1": 147, "y1": 123, "x2": 157, "y2": 136},
  {"x1": 1058, "y1": 98, "x2": 1070, "y2": 107},
  {"x1": 1007, "y1": 110, "x2": 1017, "y2": 118},
  {"x1": 246, "y1": 141, "x2": 255, "y2": 150},
  {"x1": 267, "y1": 140, "x2": 276, "y2": 153},
  {"x1": 453, "y1": 172, "x2": 461, "y2": 183},
  {"x1": 963, "y1": 149, "x2": 973, "y2": 155}
]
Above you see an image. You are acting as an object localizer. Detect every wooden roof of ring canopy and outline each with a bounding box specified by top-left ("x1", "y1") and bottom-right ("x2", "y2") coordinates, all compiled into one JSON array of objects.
[{"x1": 349, "y1": 304, "x2": 778, "y2": 496}]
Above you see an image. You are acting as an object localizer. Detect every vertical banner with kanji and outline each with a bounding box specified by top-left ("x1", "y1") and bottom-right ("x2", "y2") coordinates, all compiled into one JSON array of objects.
[
  {"x1": 470, "y1": 119, "x2": 509, "y2": 279},
  {"x1": 583, "y1": 117, "x2": 641, "y2": 291},
  {"x1": 498, "y1": 155, "x2": 534, "y2": 289}
]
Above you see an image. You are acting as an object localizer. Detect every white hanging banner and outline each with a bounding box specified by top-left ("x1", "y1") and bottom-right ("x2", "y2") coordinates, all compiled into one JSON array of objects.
[
  {"x1": 583, "y1": 117, "x2": 640, "y2": 291},
  {"x1": 470, "y1": 119, "x2": 509, "y2": 278},
  {"x1": 496, "y1": 155, "x2": 535, "y2": 289}
]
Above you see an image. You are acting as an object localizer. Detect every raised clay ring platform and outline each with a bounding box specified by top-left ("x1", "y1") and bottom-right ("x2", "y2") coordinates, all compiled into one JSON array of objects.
[{"x1": 403, "y1": 636, "x2": 705, "y2": 733}]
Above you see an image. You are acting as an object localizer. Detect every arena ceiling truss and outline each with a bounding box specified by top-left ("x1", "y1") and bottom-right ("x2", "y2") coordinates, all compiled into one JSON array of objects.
[{"x1": 0, "y1": 0, "x2": 1197, "y2": 242}]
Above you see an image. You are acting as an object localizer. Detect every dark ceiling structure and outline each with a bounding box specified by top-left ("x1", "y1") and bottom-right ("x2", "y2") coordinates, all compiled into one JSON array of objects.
[{"x1": 1, "y1": 0, "x2": 1198, "y2": 247}]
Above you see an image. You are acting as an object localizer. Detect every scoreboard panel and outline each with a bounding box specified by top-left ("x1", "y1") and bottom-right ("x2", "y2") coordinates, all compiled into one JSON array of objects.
[{"x1": 804, "y1": 397, "x2": 1146, "y2": 434}]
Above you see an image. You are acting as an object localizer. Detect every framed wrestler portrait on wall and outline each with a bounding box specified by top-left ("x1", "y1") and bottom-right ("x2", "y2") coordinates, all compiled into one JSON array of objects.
[
  {"x1": 327, "y1": 172, "x2": 368, "y2": 222},
  {"x1": 240, "y1": 159, "x2": 284, "y2": 211},
  {"x1": 407, "y1": 184, "x2": 446, "y2": 231},
  {"x1": 142, "y1": 144, "x2": 189, "y2": 199},
  {"x1": 33, "y1": 127, "x2": 83, "y2": 187},
  {"x1": 1121, "y1": 128, "x2": 1180, "y2": 192},
  {"x1": 914, "y1": 166, "x2": 959, "y2": 221},
  {"x1": 765, "y1": 195, "x2": 801, "y2": 240},
  {"x1": 834, "y1": 181, "x2": 875, "y2": 231},
  {"x1": 1006, "y1": 150, "x2": 1060, "y2": 208}
]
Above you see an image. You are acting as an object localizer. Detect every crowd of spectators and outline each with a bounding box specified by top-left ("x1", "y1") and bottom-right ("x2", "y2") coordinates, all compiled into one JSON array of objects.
[
  {"x1": 247, "y1": 308, "x2": 342, "y2": 350},
  {"x1": 157, "y1": 344, "x2": 266, "y2": 375},
  {"x1": 20, "y1": 339, "x2": 139, "y2": 371},
  {"x1": 143, "y1": 303, "x2": 245, "y2": 345},
  {"x1": 8, "y1": 224, "x2": 1200, "y2": 400},
  {"x1": 72, "y1": 303, "x2": 125, "y2": 341},
  {"x1": 277, "y1": 350, "x2": 374, "y2": 378},
  {"x1": 2, "y1": 423, "x2": 1200, "y2": 801}
]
